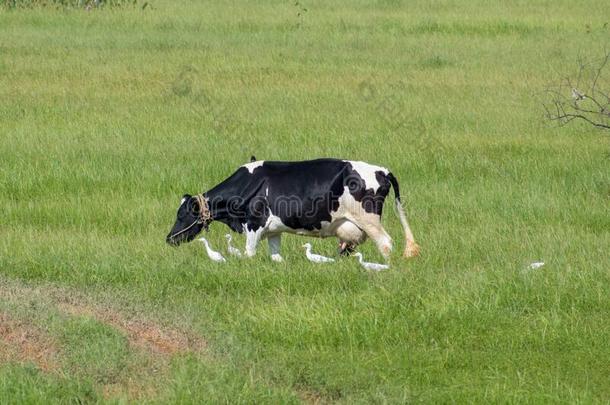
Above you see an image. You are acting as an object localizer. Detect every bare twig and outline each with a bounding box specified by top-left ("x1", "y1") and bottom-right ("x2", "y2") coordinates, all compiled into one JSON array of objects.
[{"x1": 543, "y1": 51, "x2": 610, "y2": 131}]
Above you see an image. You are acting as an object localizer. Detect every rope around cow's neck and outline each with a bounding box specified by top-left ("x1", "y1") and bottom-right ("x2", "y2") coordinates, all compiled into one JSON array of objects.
[
  {"x1": 195, "y1": 194, "x2": 211, "y2": 223},
  {"x1": 169, "y1": 194, "x2": 211, "y2": 240}
]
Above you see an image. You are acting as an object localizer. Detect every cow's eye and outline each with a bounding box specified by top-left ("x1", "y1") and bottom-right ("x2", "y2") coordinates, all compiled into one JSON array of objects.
[{"x1": 190, "y1": 203, "x2": 200, "y2": 215}]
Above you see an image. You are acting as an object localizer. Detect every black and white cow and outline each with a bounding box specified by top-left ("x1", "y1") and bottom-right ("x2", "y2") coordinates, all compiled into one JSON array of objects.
[{"x1": 166, "y1": 158, "x2": 420, "y2": 262}]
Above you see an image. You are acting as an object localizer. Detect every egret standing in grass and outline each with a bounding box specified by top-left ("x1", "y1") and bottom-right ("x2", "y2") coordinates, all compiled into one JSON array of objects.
[
  {"x1": 353, "y1": 252, "x2": 389, "y2": 271},
  {"x1": 198, "y1": 237, "x2": 226, "y2": 263},
  {"x1": 224, "y1": 234, "x2": 242, "y2": 258},
  {"x1": 302, "y1": 243, "x2": 335, "y2": 263}
]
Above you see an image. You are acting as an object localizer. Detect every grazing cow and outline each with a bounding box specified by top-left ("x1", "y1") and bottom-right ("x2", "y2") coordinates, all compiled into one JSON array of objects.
[{"x1": 166, "y1": 158, "x2": 420, "y2": 262}]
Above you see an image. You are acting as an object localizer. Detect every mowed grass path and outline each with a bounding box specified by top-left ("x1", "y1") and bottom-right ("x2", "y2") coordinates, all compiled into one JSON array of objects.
[{"x1": 1, "y1": 0, "x2": 609, "y2": 402}]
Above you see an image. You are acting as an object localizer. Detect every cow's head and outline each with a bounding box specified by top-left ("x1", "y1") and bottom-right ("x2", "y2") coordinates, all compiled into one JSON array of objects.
[{"x1": 166, "y1": 194, "x2": 211, "y2": 246}]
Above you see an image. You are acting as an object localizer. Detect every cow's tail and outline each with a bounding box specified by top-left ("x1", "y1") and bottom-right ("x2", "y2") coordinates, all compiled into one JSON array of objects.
[{"x1": 387, "y1": 172, "x2": 420, "y2": 258}]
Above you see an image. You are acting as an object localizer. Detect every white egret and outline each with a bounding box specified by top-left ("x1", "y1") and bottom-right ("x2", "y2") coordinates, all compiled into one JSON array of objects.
[
  {"x1": 224, "y1": 234, "x2": 242, "y2": 258},
  {"x1": 302, "y1": 243, "x2": 335, "y2": 263},
  {"x1": 353, "y1": 252, "x2": 389, "y2": 271},
  {"x1": 198, "y1": 237, "x2": 226, "y2": 263}
]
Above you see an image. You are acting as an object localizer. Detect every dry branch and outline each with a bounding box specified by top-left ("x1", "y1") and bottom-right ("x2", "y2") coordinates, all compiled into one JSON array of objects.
[{"x1": 543, "y1": 52, "x2": 610, "y2": 130}]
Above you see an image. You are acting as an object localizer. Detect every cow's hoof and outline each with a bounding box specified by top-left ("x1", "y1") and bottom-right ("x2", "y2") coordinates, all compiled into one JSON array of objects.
[{"x1": 403, "y1": 241, "x2": 421, "y2": 258}]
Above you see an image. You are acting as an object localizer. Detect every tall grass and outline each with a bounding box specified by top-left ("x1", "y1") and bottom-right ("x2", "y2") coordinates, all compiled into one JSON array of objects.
[{"x1": 0, "y1": 0, "x2": 609, "y2": 402}]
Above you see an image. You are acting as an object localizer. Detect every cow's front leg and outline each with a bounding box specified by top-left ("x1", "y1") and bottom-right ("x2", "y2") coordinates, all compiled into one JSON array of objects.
[
  {"x1": 267, "y1": 234, "x2": 283, "y2": 262},
  {"x1": 244, "y1": 224, "x2": 265, "y2": 257}
]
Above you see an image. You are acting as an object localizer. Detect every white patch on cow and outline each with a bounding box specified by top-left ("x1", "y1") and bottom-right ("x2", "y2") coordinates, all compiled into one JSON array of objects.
[
  {"x1": 180, "y1": 197, "x2": 187, "y2": 206},
  {"x1": 344, "y1": 160, "x2": 389, "y2": 193},
  {"x1": 265, "y1": 212, "x2": 334, "y2": 237},
  {"x1": 242, "y1": 160, "x2": 265, "y2": 174},
  {"x1": 265, "y1": 187, "x2": 269, "y2": 196},
  {"x1": 330, "y1": 186, "x2": 358, "y2": 218},
  {"x1": 265, "y1": 213, "x2": 288, "y2": 233}
]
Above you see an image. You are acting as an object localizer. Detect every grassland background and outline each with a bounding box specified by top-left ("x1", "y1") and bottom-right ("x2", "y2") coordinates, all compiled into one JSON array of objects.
[{"x1": 1, "y1": 0, "x2": 609, "y2": 403}]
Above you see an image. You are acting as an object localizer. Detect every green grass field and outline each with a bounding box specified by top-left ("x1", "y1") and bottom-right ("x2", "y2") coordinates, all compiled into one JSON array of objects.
[{"x1": 1, "y1": 0, "x2": 609, "y2": 403}]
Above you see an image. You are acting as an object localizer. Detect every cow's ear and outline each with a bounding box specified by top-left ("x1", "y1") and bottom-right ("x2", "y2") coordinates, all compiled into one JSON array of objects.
[{"x1": 180, "y1": 194, "x2": 191, "y2": 206}]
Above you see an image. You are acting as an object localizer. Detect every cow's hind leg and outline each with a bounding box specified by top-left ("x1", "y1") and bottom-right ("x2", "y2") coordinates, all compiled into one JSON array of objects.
[
  {"x1": 267, "y1": 234, "x2": 283, "y2": 262},
  {"x1": 357, "y1": 219, "x2": 393, "y2": 261}
]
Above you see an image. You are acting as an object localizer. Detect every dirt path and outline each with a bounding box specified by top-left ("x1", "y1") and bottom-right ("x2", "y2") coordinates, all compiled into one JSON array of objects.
[
  {"x1": 0, "y1": 277, "x2": 208, "y2": 400},
  {"x1": 57, "y1": 299, "x2": 206, "y2": 356},
  {"x1": 0, "y1": 278, "x2": 206, "y2": 357},
  {"x1": 0, "y1": 312, "x2": 58, "y2": 372}
]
